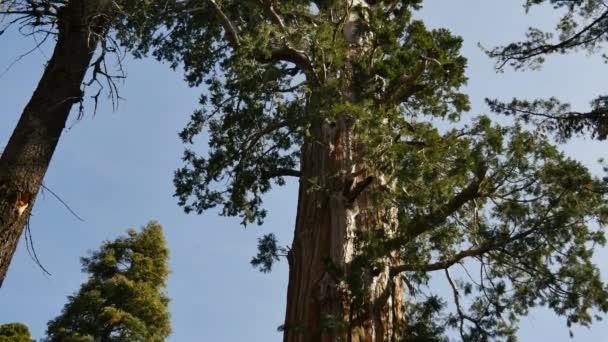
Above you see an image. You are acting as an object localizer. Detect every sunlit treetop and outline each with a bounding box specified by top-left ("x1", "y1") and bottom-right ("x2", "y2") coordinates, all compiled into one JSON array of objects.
[
  {"x1": 44, "y1": 222, "x2": 170, "y2": 342},
  {"x1": 0, "y1": 323, "x2": 34, "y2": 342}
]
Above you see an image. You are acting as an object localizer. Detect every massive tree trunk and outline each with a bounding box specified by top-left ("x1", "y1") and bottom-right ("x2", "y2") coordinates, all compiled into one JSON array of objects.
[
  {"x1": 0, "y1": 0, "x2": 111, "y2": 286},
  {"x1": 284, "y1": 2, "x2": 404, "y2": 339},
  {"x1": 284, "y1": 116, "x2": 404, "y2": 342}
]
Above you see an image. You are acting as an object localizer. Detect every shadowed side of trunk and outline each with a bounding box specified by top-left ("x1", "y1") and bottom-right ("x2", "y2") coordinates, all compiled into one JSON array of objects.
[{"x1": 0, "y1": 0, "x2": 111, "y2": 286}]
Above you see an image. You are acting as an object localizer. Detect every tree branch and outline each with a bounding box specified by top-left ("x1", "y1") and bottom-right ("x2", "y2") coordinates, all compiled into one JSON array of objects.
[
  {"x1": 344, "y1": 176, "x2": 373, "y2": 203},
  {"x1": 257, "y1": 0, "x2": 285, "y2": 29},
  {"x1": 382, "y1": 58, "x2": 427, "y2": 104},
  {"x1": 265, "y1": 44, "x2": 313, "y2": 74},
  {"x1": 391, "y1": 204, "x2": 555, "y2": 276},
  {"x1": 207, "y1": 0, "x2": 240, "y2": 48},
  {"x1": 490, "y1": 9, "x2": 608, "y2": 69},
  {"x1": 406, "y1": 165, "x2": 487, "y2": 239},
  {"x1": 261, "y1": 168, "x2": 301, "y2": 179}
]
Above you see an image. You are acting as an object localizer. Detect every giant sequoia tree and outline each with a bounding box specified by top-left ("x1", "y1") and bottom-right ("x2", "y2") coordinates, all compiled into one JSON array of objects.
[
  {"x1": 45, "y1": 222, "x2": 171, "y2": 342},
  {"x1": 123, "y1": 0, "x2": 608, "y2": 340},
  {"x1": 485, "y1": 0, "x2": 608, "y2": 141}
]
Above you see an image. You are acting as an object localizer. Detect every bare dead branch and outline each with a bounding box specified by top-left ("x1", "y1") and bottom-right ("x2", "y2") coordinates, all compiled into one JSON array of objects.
[{"x1": 40, "y1": 183, "x2": 84, "y2": 222}]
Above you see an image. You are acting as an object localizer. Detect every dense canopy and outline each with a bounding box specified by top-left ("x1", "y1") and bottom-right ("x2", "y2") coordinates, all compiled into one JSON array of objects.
[{"x1": 116, "y1": 0, "x2": 608, "y2": 339}]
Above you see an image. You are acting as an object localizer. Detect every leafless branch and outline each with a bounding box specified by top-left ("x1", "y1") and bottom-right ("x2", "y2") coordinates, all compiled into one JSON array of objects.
[{"x1": 40, "y1": 183, "x2": 84, "y2": 222}]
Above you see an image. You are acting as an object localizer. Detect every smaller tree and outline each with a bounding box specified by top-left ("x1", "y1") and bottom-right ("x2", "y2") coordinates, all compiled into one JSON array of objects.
[
  {"x1": 45, "y1": 222, "x2": 171, "y2": 342},
  {"x1": 0, "y1": 323, "x2": 34, "y2": 342}
]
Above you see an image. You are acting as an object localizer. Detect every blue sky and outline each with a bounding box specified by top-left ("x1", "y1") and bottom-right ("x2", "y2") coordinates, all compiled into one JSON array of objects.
[{"x1": 1, "y1": 1, "x2": 607, "y2": 340}]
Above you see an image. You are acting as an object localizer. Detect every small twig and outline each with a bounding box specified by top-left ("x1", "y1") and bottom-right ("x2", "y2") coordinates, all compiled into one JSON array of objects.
[
  {"x1": 41, "y1": 183, "x2": 85, "y2": 222},
  {"x1": 24, "y1": 218, "x2": 51, "y2": 277},
  {"x1": 445, "y1": 268, "x2": 466, "y2": 340}
]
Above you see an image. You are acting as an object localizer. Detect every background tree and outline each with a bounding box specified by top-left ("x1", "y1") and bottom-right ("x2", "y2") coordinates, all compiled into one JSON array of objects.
[
  {"x1": 0, "y1": 0, "x2": 118, "y2": 286},
  {"x1": 121, "y1": 0, "x2": 608, "y2": 340},
  {"x1": 44, "y1": 221, "x2": 170, "y2": 342},
  {"x1": 0, "y1": 323, "x2": 34, "y2": 342},
  {"x1": 484, "y1": 0, "x2": 608, "y2": 141},
  {"x1": 0, "y1": 0, "x2": 173, "y2": 286}
]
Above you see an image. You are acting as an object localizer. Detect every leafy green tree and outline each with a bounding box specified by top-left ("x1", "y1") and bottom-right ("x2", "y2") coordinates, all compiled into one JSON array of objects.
[
  {"x1": 0, "y1": 323, "x2": 34, "y2": 342},
  {"x1": 484, "y1": 0, "x2": 608, "y2": 141},
  {"x1": 44, "y1": 222, "x2": 171, "y2": 342},
  {"x1": 123, "y1": 1, "x2": 608, "y2": 340}
]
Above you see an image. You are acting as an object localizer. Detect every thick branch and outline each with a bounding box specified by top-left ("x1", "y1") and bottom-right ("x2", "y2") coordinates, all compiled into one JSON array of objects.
[
  {"x1": 407, "y1": 166, "x2": 487, "y2": 239},
  {"x1": 206, "y1": 0, "x2": 312, "y2": 73},
  {"x1": 243, "y1": 121, "x2": 290, "y2": 154},
  {"x1": 390, "y1": 244, "x2": 494, "y2": 275},
  {"x1": 261, "y1": 168, "x2": 301, "y2": 179},
  {"x1": 344, "y1": 176, "x2": 373, "y2": 203},
  {"x1": 382, "y1": 58, "x2": 427, "y2": 104},
  {"x1": 265, "y1": 45, "x2": 313, "y2": 73},
  {"x1": 391, "y1": 210, "x2": 551, "y2": 276}
]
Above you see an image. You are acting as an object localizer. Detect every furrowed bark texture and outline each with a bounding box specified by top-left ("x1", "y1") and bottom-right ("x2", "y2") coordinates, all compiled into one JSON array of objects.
[
  {"x1": 284, "y1": 119, "x2": 404, "y2": 342},
  {"x1": 0, "y1": 0, "x2": 111, "y2": 286},
  {"x1": 284, "y1": 2, "x2": 404, "y2": 340}
]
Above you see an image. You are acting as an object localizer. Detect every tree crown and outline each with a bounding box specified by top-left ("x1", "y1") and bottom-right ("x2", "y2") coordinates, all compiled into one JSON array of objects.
[{"x1": 45, "y1": 222, "x2": 171, "y2": 342}]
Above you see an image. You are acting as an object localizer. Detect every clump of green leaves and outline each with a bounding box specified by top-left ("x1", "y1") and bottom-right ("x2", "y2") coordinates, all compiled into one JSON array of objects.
[{"x1": 0, "y1": 323, "x2": 34, "y2": 342}]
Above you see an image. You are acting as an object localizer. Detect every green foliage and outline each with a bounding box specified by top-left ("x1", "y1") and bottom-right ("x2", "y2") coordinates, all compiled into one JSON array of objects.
[
  {"x1": 121, "y1": 1, "x2": 469, "y2": 225},
  {"x1": 44, "y1": 222, "x2": 170, "y2": 342},
  {"x1": 251, "y1": 233, "x2": 289, "y2": 273},
  {"x1": 485, "y1": 1, "x2": 608, "y2": 141},
  {"x1": 118, "y1": 0, "x2": 608, "y2": 339},
  {"x1": 0, "y1": 323, "x2": 34, "y2": 342},
  {"x1": 401, "y1": 296, "x2": 448, "y2": 342}
]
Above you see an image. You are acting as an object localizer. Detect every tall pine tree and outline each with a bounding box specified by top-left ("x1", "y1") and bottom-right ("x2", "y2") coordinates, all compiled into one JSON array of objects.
[
  {"x1": 121, "y1": 1, "x2": 608, "y2": 340},
  {"x1": 45, "y1": 222, "x2": 171, "y2": 342}
]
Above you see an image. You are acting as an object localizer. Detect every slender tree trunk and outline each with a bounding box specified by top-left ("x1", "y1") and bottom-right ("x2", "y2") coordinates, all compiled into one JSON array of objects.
[{"x1": 0, "y1": 0, "x2": 111, "y2": 286}]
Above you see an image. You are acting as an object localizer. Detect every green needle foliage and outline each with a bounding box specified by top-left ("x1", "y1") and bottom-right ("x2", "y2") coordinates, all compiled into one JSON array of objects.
[
  {"x1": 117, "y1": 1, "x2": 608, "y2": 339},
  {"x1": 44, "y1": 222, "x2": 170, "y2": 342},
  {"x1": 0, "y1": 323, "x2": 34, "y2": 342},
  {"x1": 484, "y1": 0, "x2": 608, "y2": 141}
]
